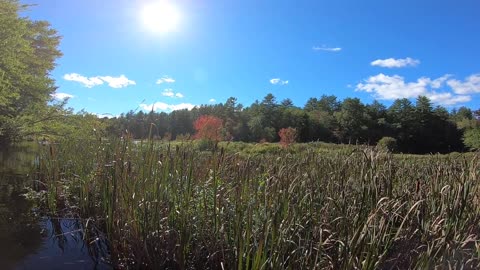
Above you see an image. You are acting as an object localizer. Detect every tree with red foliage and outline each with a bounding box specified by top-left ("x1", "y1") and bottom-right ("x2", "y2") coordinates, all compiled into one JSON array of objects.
[
  {"x1": 193, "y1": 115, "x2": 224, "y2": 142},
  {"x1": 278, "y1": 127, "x2": 297, "y2": 148}
]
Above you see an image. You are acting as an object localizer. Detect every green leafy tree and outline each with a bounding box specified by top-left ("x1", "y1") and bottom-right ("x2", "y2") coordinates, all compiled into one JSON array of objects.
[
  {"x1": 307, "y1": 110, "x2": 336, "y2": 142},
  {"x1": 0, "y1": 0, "x2": 62, "y2": 145},
  {"x1": 221, "y1": 97, "x2": 245, "y2": 141},
  {"x1": 366, "y1": 100, "x2": 390, "y2": 144},
  {"x1": 246, "y1": 94, "x2": 279, "y2": 142},
  {"x1": 387, "y1": 98, "x2": 416, "y2": 152},
  {"x1": 334, "y1": 98, "x2": 369, "y2": 144},
  {"x1": 304, "y1": 95, "x2": 339, "y2": 142},
  {"x1": 304, "y1": 95, "x2": 340, "y2": 113},
  {"x1": 463, "y1": 128, "x2": 480, "y2": 150}
]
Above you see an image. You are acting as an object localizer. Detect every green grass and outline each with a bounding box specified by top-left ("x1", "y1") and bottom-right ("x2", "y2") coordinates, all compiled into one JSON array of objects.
[{"x1": 32, "y1": 139, "x2": 480, "y2": 269}]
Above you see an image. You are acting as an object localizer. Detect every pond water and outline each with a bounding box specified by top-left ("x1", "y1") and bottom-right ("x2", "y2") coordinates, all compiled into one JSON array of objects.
[{"x1": 0, "y1": 144, "x2": 111, "y2": 270}]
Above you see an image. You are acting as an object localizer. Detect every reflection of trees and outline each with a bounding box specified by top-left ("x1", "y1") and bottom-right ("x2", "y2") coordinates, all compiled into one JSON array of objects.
[
  {"x1": 46, "y1": 217, "x2": 111, "y2": 268},
  {"x1": 0, "y1": 147, "x2": 111, "y2": 269},
  {"x1": 0, "y1": 172, "x2": 43, "y2": 269},
  {"x1": 0, "y1": 143, "x2": 40, "y2": 174}
]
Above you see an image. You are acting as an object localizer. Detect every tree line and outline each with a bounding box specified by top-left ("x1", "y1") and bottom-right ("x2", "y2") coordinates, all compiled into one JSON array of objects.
[{"x1": 104, "y1": 94, "x2": 480, "y2": 154}]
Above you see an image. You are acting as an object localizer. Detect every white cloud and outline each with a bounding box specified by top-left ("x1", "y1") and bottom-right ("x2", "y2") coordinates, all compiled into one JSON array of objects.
[
  {"x1": 356, "y1": 74, "x2": 425, "y2": 99},
  {"x1": 63, "y1": 73, "x2": 104, "y2": 88},
  {"x1": 156, "y1": 76, "x2": 176, "y2": 84},
  {"x1": 63, "y1": 73, "x2": 135, "y2": 88},
  {"x1": 140, "y1": 102, "x2": 196, "y2": 112},
  {"x1": 427, "y1": 92, "x2": 471, "y2": 106},
  {"x1": 370, "y1": 57, "x2": 420, "y2": 68},
  {"x1": 98, "y1": 75, "x2": 136, "y2": 88},
  {"x1": 431, "y1": 75, "x2": 452, "y2": 89},
  {"x1": 356, "y1": 73, "x2": 473, "y2": 106},
  {"x1": 209, "y1": 98, "x2": 216, "y2": 103},
  {"x1": 51, "y1": 92, "x2": 74, "y2": 100},
  {"x1": 162, "y1": 88, "x2": 184, "y2": 98},
  {"x1": 313, "y1": 46, "x2": 342, "y2": 52},
  {"x1": 270, "y1": 78, "x2": 289, "y2": 85},
  {"x1": 447, "y1": 74, "x2": 480, "y2": 94},
  {"x1": 162, "y1": 89, "x2": 175, "y2": 97}
]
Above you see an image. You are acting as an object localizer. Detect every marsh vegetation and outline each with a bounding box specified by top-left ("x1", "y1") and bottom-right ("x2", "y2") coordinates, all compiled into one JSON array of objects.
[{"x1": 30, "y1": 139, "x2": 480, "y2": 269}]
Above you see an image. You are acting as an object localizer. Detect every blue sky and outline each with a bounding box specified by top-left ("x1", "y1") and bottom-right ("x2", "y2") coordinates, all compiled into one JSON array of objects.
[{"x1": 26, "y1": 0, "x2": 480, "y2": 116}]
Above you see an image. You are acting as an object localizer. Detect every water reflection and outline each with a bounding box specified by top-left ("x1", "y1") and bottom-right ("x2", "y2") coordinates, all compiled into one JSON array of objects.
[
  {"x1": 14, "y1": 217, "x2": 111, "y2": 270},
  {"x1": 0, "y1": 171, "x2": 43, "y2": 269},
  {"x1": 0, "y1": 144, "x2": 111, "y2": 270}
]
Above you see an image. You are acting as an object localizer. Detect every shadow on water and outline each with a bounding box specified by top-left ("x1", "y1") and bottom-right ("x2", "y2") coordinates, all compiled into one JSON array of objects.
[{"x1": 0, "y1": 144, "x2": 111, "y2": 270}]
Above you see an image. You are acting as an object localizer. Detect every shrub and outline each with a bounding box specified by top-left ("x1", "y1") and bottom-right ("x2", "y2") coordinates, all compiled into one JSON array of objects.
[
  {"x1": 162, "y1": 132, "x2": 172, "y2": 141},
  {"x1": 463, "y1": 128, "x2": 480, "y2": 150},
  {"x1": 196, "y1": 138, "x2": 216, "y2": 151},
  {"x1": 176, "y1": 133, "x2": 191, "y2": 142},
  {"x1": 377, "y1": 136, "x2": 397, "y2": 152},
  {"x1": 278, "y1": 127, "x2": 297, "y2": 148}
]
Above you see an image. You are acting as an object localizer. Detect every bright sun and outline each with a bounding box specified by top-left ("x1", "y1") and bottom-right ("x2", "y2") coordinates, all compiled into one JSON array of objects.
[{"x1": 141, "y1": 1, "x2": 180, "y2": 34}]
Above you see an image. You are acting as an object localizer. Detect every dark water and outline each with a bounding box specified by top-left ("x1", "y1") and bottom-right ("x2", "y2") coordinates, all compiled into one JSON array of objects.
[{"x1": 0, "y1": 144, "x2": 111, "y2": 270}]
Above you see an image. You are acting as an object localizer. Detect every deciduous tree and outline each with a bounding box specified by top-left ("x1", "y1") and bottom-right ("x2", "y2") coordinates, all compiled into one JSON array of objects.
[
  {"x1": 193, "y1": 115, "x2": 224, "y2": 142},
  {"x1": 0, "y1": 0, "x2": 62, "y2": 145}
]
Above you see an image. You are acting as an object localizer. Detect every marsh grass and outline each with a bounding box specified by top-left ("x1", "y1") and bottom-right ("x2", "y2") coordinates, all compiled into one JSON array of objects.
[{"x1": 32, "y1": 138, "x2": 480, "y2": 269}]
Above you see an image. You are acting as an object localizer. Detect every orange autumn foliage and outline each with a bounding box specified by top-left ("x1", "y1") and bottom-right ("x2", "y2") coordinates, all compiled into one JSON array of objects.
[
  {"x1": 278, "y1": 127, "x2": 297, "y2": 147},
  {"x1": 193, "y1": 115, "x2": 224, "y2": 142}
]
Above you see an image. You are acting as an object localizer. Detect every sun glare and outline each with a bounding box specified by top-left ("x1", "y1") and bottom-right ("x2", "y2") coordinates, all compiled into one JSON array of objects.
[{"x1": 141, "y1": 1, "x2": 180, "y2": 34}]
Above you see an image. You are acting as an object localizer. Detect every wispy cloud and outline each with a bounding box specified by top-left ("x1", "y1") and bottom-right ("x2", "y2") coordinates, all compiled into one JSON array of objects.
[
  {"x1": 270, "y1": 78, "x2": 289, "y2": 85},
  {"x1": 140, "y1": 102, "x2": 196, "y2": 112},
  {"x1": 356, "y1": 73, "x2": 473, "y2": 106},
  {"x1": 209, "y1": 98, "x2": 216, "y2": 103},
  {"x1": 63, "y1": 73, "x2": 135, "y2": 88},
  {"x1": 313, "y1": 45, "x2": 342, "y2": 52},
  {"x1": 162, "y1": 89, "x2": 184, "y2": 98},
  {"x1": 51, "y1": 92, "x2": 74, "y2": 100},
  {"x1": 156, "y1": 76, "x2": 176, "y2": 84},
  {"x1": 371, "y1": 57, "x2": 420, "y2": 68}
]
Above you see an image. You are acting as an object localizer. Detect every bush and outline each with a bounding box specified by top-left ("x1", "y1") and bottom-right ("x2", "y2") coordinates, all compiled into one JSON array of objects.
[
  {"x1": 196, "y1": 139, "x2": 216, "y2": 151},
  {"x1": 463, "y1": 128, "x2": 480, "y2": 151},
  {"x1": 175, "y1": 133, "x2": 191, "y2": 142},
  {"x1": 162, "y1": 132, "x2": 172, "y2": 141},
  {"x1": 377, "y1": 137, "x2": 397, "y2": 152},
  {"x1": 278, "y1": 127, "x2": 297, "y2": 148}
]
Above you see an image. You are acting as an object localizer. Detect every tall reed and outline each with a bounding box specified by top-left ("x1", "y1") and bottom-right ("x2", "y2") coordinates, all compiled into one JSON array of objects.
[{"x1": 33, "y1": 138, "x2": 480, "y2": 269}]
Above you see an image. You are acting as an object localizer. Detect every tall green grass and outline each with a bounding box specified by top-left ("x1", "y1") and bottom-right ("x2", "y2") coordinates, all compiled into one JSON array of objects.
[{"x1": 33, "y1": 139, "x2": 480, "y2": 269}]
